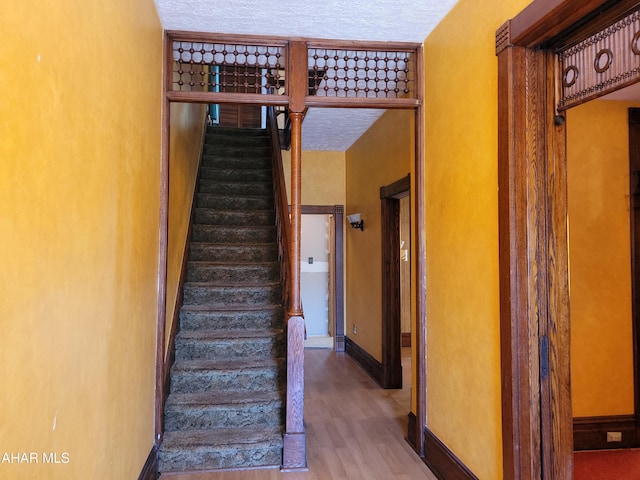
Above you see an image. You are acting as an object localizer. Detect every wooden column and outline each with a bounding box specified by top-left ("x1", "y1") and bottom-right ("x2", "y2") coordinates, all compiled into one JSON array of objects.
[
  {"x1": 496, "y1": 22, "x2": 572, "y2": 479},
  {"x1": 282, "y1": 41, "x2": 308, "y2": 469}
]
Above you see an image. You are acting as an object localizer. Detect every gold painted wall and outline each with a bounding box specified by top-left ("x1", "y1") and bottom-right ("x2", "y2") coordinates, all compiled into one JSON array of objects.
[
  {"x1": 423, "y1": 0, "x2": 530, "y2": 477},
  {"x1": 0, "y1": 0, "x2": 162, "y2": 478},
  {"x1": 282, "y1": 149, "x2": 346, "y2": 206},
  {"x1": 166, "y1": 103, "x2": 207, "y2": 349},
  {"x1": 567, "y1": 100, "x2": 639, "y2": 417},
  {"x1": 345, "y1": 109, "x2": 414, "y2": 361}
]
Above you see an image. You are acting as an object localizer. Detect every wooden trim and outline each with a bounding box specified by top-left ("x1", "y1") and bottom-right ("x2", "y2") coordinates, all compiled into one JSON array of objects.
[
  {"x1": 508, "y1": 0, "x2": 630, "y2": 47},
  {"x1": 304, "y1": 96, "x2": 419, "y2": 110},
  {"x1": 407, "y1": 412, "x2": 417, "y2": 449},
  {"x1": 334, "y1": 205, "x2": 345, "y2": 353},
  {"x1": 629, "y1": 108, "x2": 640, "y2": 421},
  {"x1": 380, "y1": 176, "x2": 410, "y2": 390},
  {"x1": 167, "y1": 30, "x2": 420, "y2": 51},
  {"x1": 344, "y1": 336, "x2": 383, "y2": 386},
  {"x1": 380, "y1": 174, "x2": 411, "y2": 199},
  {"x1": 167, "y1": 91, "x2": 290, "y2": 106},
  {"x1": 155, "y1": 32, "x2": 171, "y2": 445},
  {"x1": 422, "y1": 428, "x2": 479, "y2": 480},
  {"x1": 573, "y1": 415, "x2": 639, "y2": 450},
  {"x1": 414, "y1": 45, "x2": 427, "y2": 458},
  {"x1": 401, "y1": 332, "x2": 411, "y2": 348},
  {"x1": 138, "y1": 445, "x2": 158, "y2": 480},
  {"x1": 162, "y1": 115, "x2": 207, "y2": 410}
]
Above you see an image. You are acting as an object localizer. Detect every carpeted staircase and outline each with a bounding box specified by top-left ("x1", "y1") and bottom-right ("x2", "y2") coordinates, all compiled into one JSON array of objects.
[{"x1": 159, "y1": 126, "x2": 286, "y2": 474}]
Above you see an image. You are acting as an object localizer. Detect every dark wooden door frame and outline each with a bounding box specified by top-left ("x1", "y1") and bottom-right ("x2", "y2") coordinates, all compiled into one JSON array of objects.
[
  {"x1": 297, "y1": 204, "x2": 345, "y2": 352},
  {"x1": 629, "y1": 109, "x2": 640, "y2": 423},
  {"x1": 497, "y1": 1, "x2": 640, "y2": 478},
  {"x1": 380, "y1": 175, "x2": 411, "y2": 390}
]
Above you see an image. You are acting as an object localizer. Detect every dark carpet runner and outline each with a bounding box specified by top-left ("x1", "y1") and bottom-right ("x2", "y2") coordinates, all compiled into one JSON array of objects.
[{"x1": 159, "y1": 127, "x2": 286, "y2": 473}]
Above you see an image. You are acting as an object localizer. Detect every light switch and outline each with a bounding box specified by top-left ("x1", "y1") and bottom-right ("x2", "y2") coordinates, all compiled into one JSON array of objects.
[{"x1": 308, "y1": 257, "x2": 313, "y2": 264}]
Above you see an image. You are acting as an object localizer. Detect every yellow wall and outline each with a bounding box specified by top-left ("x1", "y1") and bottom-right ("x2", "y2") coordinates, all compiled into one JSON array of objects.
[
  {"x1": 282, "y1": 149, "x2": 346, "y2": 206},
  {"x1": 166, "y1": 103, "x2": 207, "y2": 348},
  {"x1": 567, "y1": 100, "x2": 639, "y2": 417},
  {"x1": 0, "y1": 1, "x2": 162, "y2": 478},
  {"x1": 423, "y1": 0, "x2": 530, "y2": 477},
  {"x1": 345, "y1": 109, "x2": 414, "y2": 361}
]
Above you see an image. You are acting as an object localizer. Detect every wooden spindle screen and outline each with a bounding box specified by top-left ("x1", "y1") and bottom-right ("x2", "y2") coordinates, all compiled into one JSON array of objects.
[
  {"x1": 171, "y1": 40, "x2": 287, "y2": 95},
  {"x1": 558, "y1": 9, "x2": 640, "y2": 111},
  {"x1": 306, "y1": 46, "x2": 417, "y2": 99}
]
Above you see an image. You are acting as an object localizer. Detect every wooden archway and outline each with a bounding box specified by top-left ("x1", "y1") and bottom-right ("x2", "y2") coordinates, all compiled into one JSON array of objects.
[
  {"x1": 156, "y1": 32, "x2": 428, "y2": 468},
  {"x1": 497, "y1": 1, "x2": 640, "y2": 478}
]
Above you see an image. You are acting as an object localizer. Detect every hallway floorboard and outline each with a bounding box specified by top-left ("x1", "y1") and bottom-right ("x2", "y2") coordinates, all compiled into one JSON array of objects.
[{"x1": 160, "y1": 348, "x2": 436, "y2": 479}]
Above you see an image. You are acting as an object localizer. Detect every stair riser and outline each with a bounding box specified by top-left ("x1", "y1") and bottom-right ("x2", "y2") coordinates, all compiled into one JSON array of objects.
[
  {"x1": 187, "y1": 263, "x2": 279, "y2": 283},
  {"x1": 200, "y1": 167, "x2": 272, "y2": 182},
  {"x1": 203, "y1": 144, "x2": 272, "y2": 157},
  {"x1": 179, "y1": 309, "x2": 283, "y2": 331},
  {"x1": 183, "y1": 285, "x2": 281, "y2": 306},
  {"x1": 164, "y1": 402, "x2": 283, "y2": 431},
  {"x1": 198, "y1": 181, "x2": 273, "y2": 196},
  {"x1": 191, "y1": 225, "x2": 276, "y2": 244},
  {"x1": 175, "y1": 336, "x2": 285, "y2": 360},
  {"x1": 189, "y1": 244, "x2": 277, "y2": 263},
  {"x1": 170, "y1": 368, "x2": 285, "y2": 394},
  {"x1": 197, "y1": 193, "x2": 273, "y2": 210},
  {"x1": 159, "y1": 442, "x2": 282, "y2": 472},
  {"x1": 194, "y1": 209, "x2": 275, "y2": 226},
  {"x1": 201, "y1": 155, "x2": 271, "y2": 170},
  {"x1": 205, "y1": 132, "x2": 270, "y2": 147}
]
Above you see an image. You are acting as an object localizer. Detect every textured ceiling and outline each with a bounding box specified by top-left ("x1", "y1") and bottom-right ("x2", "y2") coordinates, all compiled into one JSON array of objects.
[{"x1": 154, "y1": 0, "x2": 458, "y2": 150}]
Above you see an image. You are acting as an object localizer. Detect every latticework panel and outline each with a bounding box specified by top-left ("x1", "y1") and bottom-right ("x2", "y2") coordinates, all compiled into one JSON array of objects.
[
  {"x1": 171, "y1": 41, "x2": 287, "y2": 94},
  {"x1": 558, "y1": 9, "x2": 640, "y2": 110},
  {"x1": 307, "y1": 47, "x2": 417, "y2": 99}
]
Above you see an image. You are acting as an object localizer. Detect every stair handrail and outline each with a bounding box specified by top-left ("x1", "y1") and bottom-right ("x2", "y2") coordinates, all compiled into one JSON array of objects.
[{"x1": 266, "y1": 105, "x2": 293, "y2": 320}]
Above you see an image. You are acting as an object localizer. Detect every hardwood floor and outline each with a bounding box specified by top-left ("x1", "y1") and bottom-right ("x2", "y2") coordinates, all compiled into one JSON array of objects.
[{"x1": 160, "y1": 347, "x2": 436, "y2": 479}]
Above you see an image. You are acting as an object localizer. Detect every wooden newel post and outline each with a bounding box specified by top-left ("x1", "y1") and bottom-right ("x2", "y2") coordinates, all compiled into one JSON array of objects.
[{"x1": 282, "y1": 109, "x2": 307, "y2": 470}]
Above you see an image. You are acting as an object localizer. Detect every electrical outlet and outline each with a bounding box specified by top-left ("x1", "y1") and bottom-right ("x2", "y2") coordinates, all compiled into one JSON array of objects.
[
  {"x1": 353, "y1": 324, "x2": 357, "y2": 334},
  {"x1": 607, "y1": 431, "x2": 622, "y2": 442}
]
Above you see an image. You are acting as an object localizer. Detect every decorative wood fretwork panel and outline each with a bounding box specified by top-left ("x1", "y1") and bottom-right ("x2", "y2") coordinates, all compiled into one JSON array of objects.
[
  {"x1": 306, "y1": 46, "x2": 417, "y2": 99},
  {"x1": 171, "y1": 39, "x2": 287, "y2": 94},
  {"x1": 558, "y1": 9, "x2": 640, "y2": 110}
]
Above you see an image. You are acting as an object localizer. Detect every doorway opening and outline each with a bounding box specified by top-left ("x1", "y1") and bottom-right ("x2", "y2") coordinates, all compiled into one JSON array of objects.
[
  {"x1": 381, "y1": 174, "x2": 411, "y2": 389},
  {"x1": 301, "y1": 213, "x2": 334, "y2": 348},
  {"x1": 297, "y1": 205, "x2": 345, "y2": 352}
]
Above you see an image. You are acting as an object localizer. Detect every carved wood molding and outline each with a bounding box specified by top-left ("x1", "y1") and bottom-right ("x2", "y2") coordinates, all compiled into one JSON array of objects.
[
  {"x1": 558, "y1": 8, "x2": 640, "y2": 110},
  {"x1": 496, "y1": 21, "x2": 512, "y2": 55}
]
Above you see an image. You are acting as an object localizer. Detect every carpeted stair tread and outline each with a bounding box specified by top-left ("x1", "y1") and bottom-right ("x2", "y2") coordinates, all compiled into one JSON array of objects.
[
  {"x1": 189, "y1": 242, "x2": 277, "y2": 262},
  {"x1": 191, "y1": 225, "x2": 276, "y2": 244},
  {"x1": 172, "y1": 357, "x2": 284, "y2": 371},
  {"x1": 165, "y1": 390, "x2": 284, "y2": 408},
  {"x1": 198, "y1": 180, "x2": 273, "y2": 196},
  {"x1": 197, "y1": 193, "x2": 273, "y2": 210},
  {"x1": 162, "y1": 426, "x2": 283, "y2": 447},
  {"x1": 179, "y1": 303, "x2": 283, "y2": 313},
  {"x1": 194, "y1": 208, "x2": 275, "y2": 226},
  {"x1": 186, "y1": 262, "x2": 280, "y2": 283},
  {"x1": 159, "y1": 427, "x2": 283, "y2": 472},
  {"x1": 174, "y1": 329, "x2": 285, "y2": 359},
  {"x1": 177, "y1": 328, "x2": 284, "y2": 340},
  {"x1": 163, "y1": 390, "x2": 284, "y2": 431}
]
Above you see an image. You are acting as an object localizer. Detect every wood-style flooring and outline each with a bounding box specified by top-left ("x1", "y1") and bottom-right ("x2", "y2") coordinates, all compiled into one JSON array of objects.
[{"x1": 160, "y1": 347, "x2": 437, "y2": 479}]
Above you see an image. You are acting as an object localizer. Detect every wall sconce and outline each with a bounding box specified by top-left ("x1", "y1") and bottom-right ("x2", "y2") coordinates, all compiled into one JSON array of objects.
[{"x1": 347, "y1": 213, "x2": 364, "y2": 231}]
